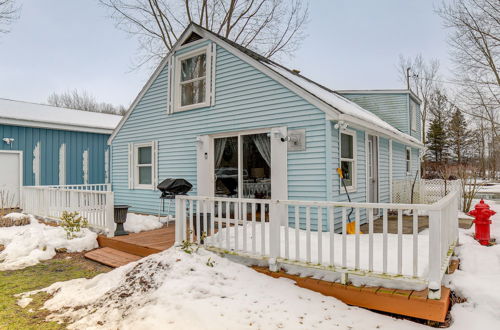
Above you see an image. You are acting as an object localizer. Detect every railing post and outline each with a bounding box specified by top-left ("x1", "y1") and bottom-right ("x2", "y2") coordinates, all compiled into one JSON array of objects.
[
  {"x1": 175, "y1": 196, "x2": 184, "y2": 246},
  {"x1": 105, "y1": 192, "x2": 115, "y2": 237},
  {"x1": 428, "y1": 209, "x2": 442, "y2": 299},
  {"x1": 268, "y1": 200, "x2": 281, "y2": 272}
]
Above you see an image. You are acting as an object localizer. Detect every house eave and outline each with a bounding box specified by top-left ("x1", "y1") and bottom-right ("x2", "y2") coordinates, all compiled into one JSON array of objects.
[
  {"x1": 334, "y1": 114, "x2": 424, "y2": 149},
  {"x1": 0, "y1": 117, "x2": 115, "y2": 134}
]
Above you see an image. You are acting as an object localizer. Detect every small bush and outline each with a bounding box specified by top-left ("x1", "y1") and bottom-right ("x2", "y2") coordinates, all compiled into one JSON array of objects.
[{"x1": 60, "y1": 211, "x2": 88, "y2": 239}]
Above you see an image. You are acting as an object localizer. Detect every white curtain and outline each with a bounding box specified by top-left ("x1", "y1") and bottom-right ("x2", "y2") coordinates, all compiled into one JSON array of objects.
[
  {"x1": 214, "y1": 138, "x2": 227, "y2": 168},
  {"x1": 253, "y1": 134, "x2": 271, "y2": 167}
]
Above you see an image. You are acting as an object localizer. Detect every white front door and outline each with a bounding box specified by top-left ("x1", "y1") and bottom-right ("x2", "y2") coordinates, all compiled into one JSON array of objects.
[{"x1": 0, "y1": 151, "x2": 22, "y2": 208}]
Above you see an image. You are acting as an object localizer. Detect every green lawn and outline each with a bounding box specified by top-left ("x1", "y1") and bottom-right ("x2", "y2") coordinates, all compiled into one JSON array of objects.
[{"x1": 0, "y1": 253, "x2": 110, "y2": 330}]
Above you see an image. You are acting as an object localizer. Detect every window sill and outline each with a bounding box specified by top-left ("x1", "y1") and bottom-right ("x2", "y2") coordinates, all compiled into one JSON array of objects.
[
  {"x1": 133, "y1": 184, "x2": 154, "y2": 190},
  {"x1": 173, "y1": 102, "x2": 210, "y2": 113},
  {"x1": 340, "y1": 187, "x2": 357, "y2": 194}
]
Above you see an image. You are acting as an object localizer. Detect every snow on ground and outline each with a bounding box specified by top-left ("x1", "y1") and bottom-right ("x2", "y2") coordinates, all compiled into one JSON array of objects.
[
  {"x1": 0, "y1": 214, "x2": 97, "y2": 271},
  {"x1": 444, "y1": 200, "x2": 500, "y2": 329},
  {"x1": 209, "y1": 224, "x2": 429, "y2": 286},
  {"x1": 477, "y1": 183, "x2": 500, "y2": 194},
  {"x1": 123, "y1": 213, "x2": 164, "y2": 233},
  {"x1": 22, "y1": 247, "x2": 427, "y2": 330}
]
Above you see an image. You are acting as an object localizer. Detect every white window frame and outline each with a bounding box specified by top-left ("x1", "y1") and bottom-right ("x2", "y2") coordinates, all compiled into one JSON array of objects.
[
  {"x1": 134, "y1": 142, "x2": 155, "y2": 189},
  {"x1": 410, "y1": 102, "x2": 417, "y2": 132},
  {"x1": 406, "y1": 146, "x2": 412, "y2": 175},
  {"x1": 173, "y1": 45, "x2": 212, "y2": 112},
  {"x1": 340, "y1": 129, "x2": 357, "y2": 193}
]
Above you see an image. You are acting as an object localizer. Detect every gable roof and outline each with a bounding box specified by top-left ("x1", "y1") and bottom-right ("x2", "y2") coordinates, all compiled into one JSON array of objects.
[
  {"x1": 0, "y1": 98, "x2": 122, "y2": 134},
  {"x1": 109, "y1": 23, "x2": 422, "y2": 148}
]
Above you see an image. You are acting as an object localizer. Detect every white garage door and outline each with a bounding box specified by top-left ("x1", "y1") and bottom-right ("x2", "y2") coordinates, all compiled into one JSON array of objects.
[{"x1": 0, "y1": 151, "x2": 22, "y2": 208}]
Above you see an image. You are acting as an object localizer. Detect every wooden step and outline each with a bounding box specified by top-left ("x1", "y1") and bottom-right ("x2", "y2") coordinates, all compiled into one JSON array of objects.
[
  {"x1": 85, "y1": 247, "x2": 142, "y2": 268},
  {"x1": 97, "y1": 235, "x2": 165, "y2": 257}
]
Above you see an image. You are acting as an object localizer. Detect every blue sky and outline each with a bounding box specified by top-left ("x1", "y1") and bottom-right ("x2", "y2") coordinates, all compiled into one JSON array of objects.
[{"x1": 0, "y1": 0, "x2": 450, "y2": 107}]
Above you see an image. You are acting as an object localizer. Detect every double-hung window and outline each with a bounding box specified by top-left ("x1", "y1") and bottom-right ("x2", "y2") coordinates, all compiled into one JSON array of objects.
[
  {"x1": 174, "y1": 45, "x2": 212, "y2": 112},
  {"x1": 340, "y1": 130, "x2": 356, "y2": 191},
  {"x1": 135, "y1": 142, "x2": 154, "y2": 188},
  {"x1": 406, "y1": 147, "x2": 412, "y2": 175}
]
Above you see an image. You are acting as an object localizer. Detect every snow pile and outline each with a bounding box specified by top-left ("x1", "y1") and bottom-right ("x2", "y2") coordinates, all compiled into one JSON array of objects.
[
  {"x1": 0, "y1": 215, "x2": 98, "y2": 271},
  {"x1": 23, "y1": 247, "x2": 423, "y2": 329},
  {"x1": 445, "y1": 200, "x2": 500, "y2": 328},
  {"x1": 124, "y1": 213, "x2": 163, "y2": 233}
]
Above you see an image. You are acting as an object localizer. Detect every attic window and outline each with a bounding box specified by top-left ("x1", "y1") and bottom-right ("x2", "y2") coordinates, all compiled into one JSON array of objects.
[
  {"x1": 182, "y1": 32, "x2": 203, "y2": 46},
  {"x1": 174, "y1": 45, "x2": 212, "y2": 112}
]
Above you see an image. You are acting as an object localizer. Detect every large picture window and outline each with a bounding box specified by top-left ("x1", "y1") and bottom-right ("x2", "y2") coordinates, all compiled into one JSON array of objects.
[
  {"x1": 340, "y1": 130, "x2": 356, "y2": 191},
  {"x1": 174, "y1": 46, "x2": 211, "y2": 112}
]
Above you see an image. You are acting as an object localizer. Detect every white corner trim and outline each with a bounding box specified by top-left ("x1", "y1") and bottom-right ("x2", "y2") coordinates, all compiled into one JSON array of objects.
[
  {"x1": 389, "y1": 139, "x2": 393, "y2": 203},
  {"x1": 104, "y1": 148, "x2": 109, "y2": 184},
  {"x1": 33, "y1": 142, "x2": 40, "y2": 185},
  {"x1": 82, "y1": 149, "x2": 89, "y2": 184},
  {"x1": 365, "y1": 133, "x2": 369, "y2": 202},
  {"x1": 59, "y1": 144, "x2": 66, "y2": 185}
]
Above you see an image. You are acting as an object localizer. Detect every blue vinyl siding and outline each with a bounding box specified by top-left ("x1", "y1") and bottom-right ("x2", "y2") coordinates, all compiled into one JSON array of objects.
[
  {"x1": 112, "y1": 43, "x2": 329, "y2": 215},
  {"x1": 0, "y1": 124, "x2": 109, "y2": 185}
]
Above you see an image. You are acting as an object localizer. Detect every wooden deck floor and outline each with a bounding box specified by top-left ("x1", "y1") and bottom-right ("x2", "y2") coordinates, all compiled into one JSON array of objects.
[{"x1": 86, "y1": 225, "x2": 176, "y2": 267}]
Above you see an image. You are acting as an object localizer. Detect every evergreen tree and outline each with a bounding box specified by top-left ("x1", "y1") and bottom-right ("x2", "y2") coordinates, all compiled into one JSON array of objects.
[
  {"x1": 448, "y1": 107, "x2": 470, "y2": 164},
  {"x1": 426, "y1": 116, "x2": 448, "y2": 163}
]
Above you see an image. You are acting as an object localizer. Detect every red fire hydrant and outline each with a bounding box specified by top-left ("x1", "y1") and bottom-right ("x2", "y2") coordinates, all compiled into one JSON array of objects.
[{"x1": 468, "y1": 200, "x2": 496, "y2": 246}]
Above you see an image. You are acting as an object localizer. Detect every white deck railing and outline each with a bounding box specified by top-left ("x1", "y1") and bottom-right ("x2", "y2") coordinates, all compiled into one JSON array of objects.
[
  {"x1": 175, "y1": 192, "x2": 459, "y2": 299},
  {"x1": 21, "y1": 185, "x2": 115, "y2": 236}
]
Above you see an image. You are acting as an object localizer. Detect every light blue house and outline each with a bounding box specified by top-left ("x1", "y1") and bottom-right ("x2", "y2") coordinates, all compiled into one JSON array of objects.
[
  {"x1": 0, "y1": 98, "x2": 122, "y2": 207},
  {"x1": 108, "y1": 24, "x2": 423, "y2": 227}
]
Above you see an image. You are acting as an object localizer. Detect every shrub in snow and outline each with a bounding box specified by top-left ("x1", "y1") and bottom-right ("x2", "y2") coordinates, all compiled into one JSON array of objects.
[
  {"x1": 60, "y1": 211, "x2": 88, "y2": 239},
  {"x1": 0, "y1": 213, "x2": 31, "y2": 227}
]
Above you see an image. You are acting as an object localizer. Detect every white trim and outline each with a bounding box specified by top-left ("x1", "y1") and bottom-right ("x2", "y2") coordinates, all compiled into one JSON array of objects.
[
  {"x1": 59, "y1": 144, "x2": 66, "y2": 185},
  {"x1": 173, "y1": 45, "x2": 212, "y2": 113},
  {"x1": 365, "y1": 133, "x2": 369, "y2": 201},
  {"x1": 339, "y1": 128, "x2": 357, "y2": 193},
  {"x1": 0, "y1": 117, "x2": 114, "y2": 134},
  {"x1": 410, "y1": 101, "x2": 417, "y2": 132},
  {"x1": 389, "y1": 139, "x2": 393, "y2": 203},
  {"x1": 104, "y1": 148, "x2": 109, "y2": 184},
  {"x1": 82, "y1": 150, "x2": 89, "y2": 184},
  {"x1": 406, "y1": 146, "x2": 412, "y2": 176},
  {"x1": 33, "y1": 142, "x2": 40, "y2": 186},
  {"x1": 128, "y1": 143, "x2": 134, "y2": 189},
  {"x1": 377, "y1": 136, "x2": 380, "y2": 204},
  {"x1": 167, "y1": 58, "x2": 173, "y2": 114},
  {"x1": 132, "y1": 141, "x2": 156, "y2": 190},
  {"x1": 210, "y1": 42, "x2": 217, "y2": 107}
]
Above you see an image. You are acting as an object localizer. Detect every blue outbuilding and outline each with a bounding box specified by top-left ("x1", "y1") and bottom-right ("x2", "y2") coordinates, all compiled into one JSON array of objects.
[{"x1": 0, "y1": 98, "x2": 122, "y2": 207}]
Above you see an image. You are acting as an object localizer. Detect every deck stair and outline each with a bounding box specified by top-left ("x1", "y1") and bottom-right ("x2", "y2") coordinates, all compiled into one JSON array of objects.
[{"x1": 85, "y1": 226, "x2": 176, "y2": 267}]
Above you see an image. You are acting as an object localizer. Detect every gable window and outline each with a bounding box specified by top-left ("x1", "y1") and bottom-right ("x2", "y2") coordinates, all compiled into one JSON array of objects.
[
  {"x1": 410, "y1": 102, "x2": 417, "y2": 131},
  {"x1": 174, "y1": 45, "x2": 212, "y2": 112},
  {"x1": 340, "y1": 130, "x2": 356, "y2": 191},
  {"x1": 406, "y1": 147, "x2": 411, "y2": 175}
]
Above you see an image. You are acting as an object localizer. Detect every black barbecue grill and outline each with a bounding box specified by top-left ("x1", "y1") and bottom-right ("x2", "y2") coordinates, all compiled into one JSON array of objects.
[{"x1": 157, "y1": 178, "x2": 192, "y2": 224}]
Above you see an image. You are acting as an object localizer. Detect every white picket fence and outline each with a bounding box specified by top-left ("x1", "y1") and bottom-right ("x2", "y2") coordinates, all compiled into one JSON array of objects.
[
  {"x1": 21, "y1": 185, "x2": 115, "y2": 236},
  {"x1": 175, "y1": 192, "x2": 459, "y2": 299}
]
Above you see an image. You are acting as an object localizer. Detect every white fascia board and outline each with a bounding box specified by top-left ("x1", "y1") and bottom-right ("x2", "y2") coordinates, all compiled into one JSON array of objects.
[
  {"x1": 336, "y1": 114, "x2": 424, "y2": 149},
  {"x1": 191, "y1": 26, "x2": 341, "y2": 120},
  {"x1": 0, "y1": 117, "x2": 114, "y2": 134}
]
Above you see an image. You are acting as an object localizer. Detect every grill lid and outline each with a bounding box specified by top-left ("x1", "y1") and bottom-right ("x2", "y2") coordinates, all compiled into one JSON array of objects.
[{"x1": 157, "y1": 178, "x2": 192, "y2": 195}]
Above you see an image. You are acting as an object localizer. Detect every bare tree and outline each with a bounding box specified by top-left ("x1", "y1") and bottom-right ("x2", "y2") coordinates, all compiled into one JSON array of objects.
[
  {"x1": 48, "y1": 90, "x2": 126, "y2": 115},
  {"x1": 99, "y1": 0, "x2": 309, "y2": 67},
  {"x1": 0, "y1": 0, "x2": 20, "y2": 34},
  {"x1": 398, "y1": 55, "x2": 441, "y2": 146},
  {"x1": 437, "y1": 0, "x2": 500, "y2": 178}
]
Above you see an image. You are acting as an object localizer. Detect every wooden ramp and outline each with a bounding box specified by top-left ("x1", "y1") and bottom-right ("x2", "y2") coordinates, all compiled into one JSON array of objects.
[
  {"x1": 85, "y1": 226, "x2": 176, "y2": 267},
  {"x1": 253, "y1": 267, "x2": 451, "y2": 323}
]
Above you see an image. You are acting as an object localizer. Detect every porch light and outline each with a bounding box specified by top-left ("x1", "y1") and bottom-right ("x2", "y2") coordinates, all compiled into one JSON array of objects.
[
  {"x1": 334, "y1": 121, "x2": 348, "y2": 130},
  {"x1": 2, "y1": 137, "x2": 14, "y2": 145}
]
